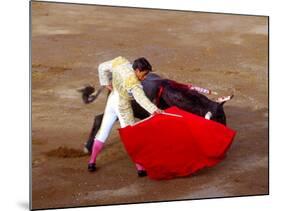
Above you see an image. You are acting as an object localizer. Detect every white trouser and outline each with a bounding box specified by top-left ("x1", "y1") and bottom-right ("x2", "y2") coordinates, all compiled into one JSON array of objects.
[{"x1": 95, "y1": 91, "x2": 131, "y2": 143}]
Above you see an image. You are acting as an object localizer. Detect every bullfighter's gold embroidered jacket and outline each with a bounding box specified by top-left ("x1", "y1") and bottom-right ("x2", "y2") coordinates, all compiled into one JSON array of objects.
[{"x1": 98, "y1": 56, "x2": 158, "y2": 125}]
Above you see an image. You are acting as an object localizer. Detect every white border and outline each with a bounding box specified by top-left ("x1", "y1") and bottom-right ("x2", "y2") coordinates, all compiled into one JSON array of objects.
[{"x1": 1, "y1": 0, "x2": 279, "y2": 211}]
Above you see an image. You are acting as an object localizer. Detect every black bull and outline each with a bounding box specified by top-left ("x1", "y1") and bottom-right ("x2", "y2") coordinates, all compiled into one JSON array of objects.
[{"x1": 80, "y1": 73, "x2": 228, "y2": 153}]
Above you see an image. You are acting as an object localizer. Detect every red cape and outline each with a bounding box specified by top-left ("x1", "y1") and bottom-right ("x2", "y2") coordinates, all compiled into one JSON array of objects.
[{"x1": 119, "y1": 106, "x2": 236, "y2": 180}]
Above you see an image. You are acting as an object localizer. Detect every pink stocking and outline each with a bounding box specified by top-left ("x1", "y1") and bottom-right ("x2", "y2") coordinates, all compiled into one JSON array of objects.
[
  {"x1": 89, "y1": 140, "x2": 104, "y2": 164},
  {"x1": 135, "y1": 163, "x2": 145, "y2": 171}
]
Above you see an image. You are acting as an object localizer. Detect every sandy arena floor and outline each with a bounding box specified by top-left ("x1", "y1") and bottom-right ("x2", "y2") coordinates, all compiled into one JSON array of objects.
[{"x1": 31, "y1": 2, "x2": 268, "y2": 209}]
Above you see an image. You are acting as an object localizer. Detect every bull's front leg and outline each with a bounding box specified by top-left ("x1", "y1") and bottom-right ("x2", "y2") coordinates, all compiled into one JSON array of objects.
[
  {"x1": 84, "y1": 100, "x2": 151, "y2": 154},
  {"x1": 84, "y1": 113, "x2": 104, "y2": 154}
]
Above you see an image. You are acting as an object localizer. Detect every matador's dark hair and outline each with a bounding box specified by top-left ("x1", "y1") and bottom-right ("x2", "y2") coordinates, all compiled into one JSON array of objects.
[{"x1": 132, "y1": 57, "x2": 153, "y2": 72}]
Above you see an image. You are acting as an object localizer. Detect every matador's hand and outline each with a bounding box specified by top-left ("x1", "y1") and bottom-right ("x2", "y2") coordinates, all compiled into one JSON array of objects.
[
  {"x1": 153, "y1": 109, "x2": 164, "y2": 115},
  {"x1": 106, "y1": 85, "x2": 113, "y2": 91}
]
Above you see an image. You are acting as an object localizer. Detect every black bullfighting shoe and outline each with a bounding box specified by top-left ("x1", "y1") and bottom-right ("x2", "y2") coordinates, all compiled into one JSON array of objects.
[
  {"x1": 88, "y1": 163, "x2": 96, "y2": 172},
  {"x1": 137, "y1": 170, "x2": 147, "y2": 177}
]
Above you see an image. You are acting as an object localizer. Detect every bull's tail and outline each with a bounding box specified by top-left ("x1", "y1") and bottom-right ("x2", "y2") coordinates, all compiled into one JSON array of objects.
[
  {"x1": 77, "y1": 85, "x2": 105, "y2": 104},
  {"x1": 219, "y1": 94, "x2": 234, "y2": 106}
]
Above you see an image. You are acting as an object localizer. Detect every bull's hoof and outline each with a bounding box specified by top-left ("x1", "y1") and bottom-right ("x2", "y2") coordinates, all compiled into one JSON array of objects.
[
  {"x1": 83, "y1": 146, "x2": 90, "y2": 154},
  {"x1": 84, "y1": 142, "x2": 92, "y2": 154},
  {"x1": 205, "y1": 111, "x2": 212, "y2": 120},
  {"x1": 137, "y1": 170, "x2": 147, "y2": 177},
  {"x1": 88, "y1": 163, "x2": 96, "y2": 172}
]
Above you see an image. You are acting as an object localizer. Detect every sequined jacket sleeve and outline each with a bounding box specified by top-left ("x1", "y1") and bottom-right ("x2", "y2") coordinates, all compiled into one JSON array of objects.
[
  {"x1": 98, "y1": 60, "x2": 113, "y2": 86},
  {"x1": 124, "y1": 75, "x2": 158, "y2": 114}
]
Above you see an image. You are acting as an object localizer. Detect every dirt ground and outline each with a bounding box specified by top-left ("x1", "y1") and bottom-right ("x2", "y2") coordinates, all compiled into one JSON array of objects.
[{"x1": 31, "y1": 2, "x2": 268, "y2": 210}]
